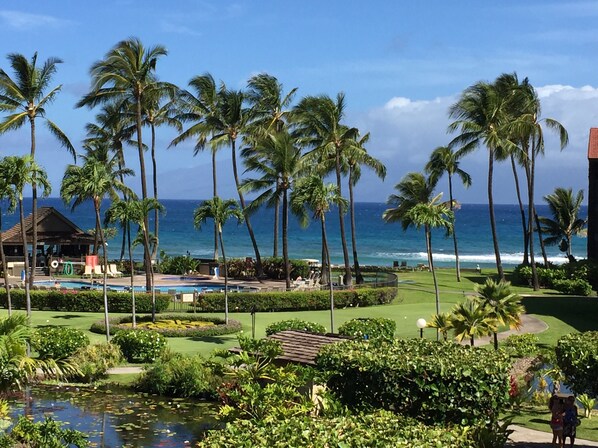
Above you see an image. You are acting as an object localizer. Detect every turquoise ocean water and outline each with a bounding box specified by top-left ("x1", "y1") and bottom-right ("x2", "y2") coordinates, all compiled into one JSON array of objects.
[{"x1": 5, "y1": 198, "x2": 587, "y2": 269}]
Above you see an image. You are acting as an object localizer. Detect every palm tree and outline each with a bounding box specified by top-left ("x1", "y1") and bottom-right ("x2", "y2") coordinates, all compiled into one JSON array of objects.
[
  {"x1": 344, "y1": 132, "x2": 386, "y2": 284},
  {"x1": 0, "y1": 52, "x2": 75, "y2": 286},
  {"x1": 426, "y1": 312, "x2": 453, "y2": 341},
  {"x1": 194, "y1": 197, "x2": 243, "y2": 324},
  {"x1": 241, "y1": 131, "x2": 305, "y2": 289},
  {"x1": 61, "y1": 155, "x2": 132, "y2": 340},
  {"x1": 449, "y1": 81, "x2": 515, "y2": 280},
  {"x1": 294, "y1": 93, "x2": 359, "y2": 286},
  {"x1": 3, "y1": 156, "x2": 50, "y2": 318},
  {"x1": 383, "y1": 172, "x2": 453, "y2": 338},
  {"x1": 291, "y1": 175, "x2": 347, "y2": 333},
  {"x1": 77, "y1": 37, "x2": 170, "y2": 290},
  {"x1": 450, "y1": 299, "x2": 495, "y2": 347},
  {"x1": 539, "y1": 188, "x2": 586, "y2": 260},
  {"x1": 425, "y1": 146, "x2": 471, "y2": 282},
  {"x1": 474, "y1": 278, "x2": 525, "y2": 350},
  {"x1": 0, "y1": 158, "x2": 18, "y2": 315}
]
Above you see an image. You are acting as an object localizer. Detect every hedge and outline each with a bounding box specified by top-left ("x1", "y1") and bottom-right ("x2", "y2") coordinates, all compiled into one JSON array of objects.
[
  {"x1": 317, "y1": 338, "x2": 510, "y2": 425},
  {"x1": 337, "y1": 317, "x2": 396, "y2": 340},
  {"x1": 265, "y1": 319, "x2": 327, "y2": 336},
  {"x1": 90, "y1": 313, "x2": 242, "y2": 337},
  {"x1": 194, "y1": 287, "x2": 397, "y2": 313},
  {"x1": 556, "y1": 331, "x2": 598, "y2": 397},
  {"x1": 0, "y1": 289, "x2": 170, "y2": 313}
]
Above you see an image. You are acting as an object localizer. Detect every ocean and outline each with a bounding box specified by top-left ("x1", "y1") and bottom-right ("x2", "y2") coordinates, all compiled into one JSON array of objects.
[{"x1": 3, "y1": 198, "x2": 587, "y2": 269}]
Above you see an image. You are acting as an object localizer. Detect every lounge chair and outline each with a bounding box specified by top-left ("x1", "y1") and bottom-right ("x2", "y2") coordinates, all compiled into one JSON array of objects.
[
  {"x1": 82, "y1": 265, "x2": 93, "y2": 279},
  {"x1": 108, "y1": 264, "x2": 123, "y2": 278},
  {"x1": 93, "y1": 265, "x2": 103, "y2": 277}
]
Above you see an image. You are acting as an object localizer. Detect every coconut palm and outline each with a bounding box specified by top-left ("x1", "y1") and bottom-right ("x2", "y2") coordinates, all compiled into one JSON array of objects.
[
  {"x1": 426, "y1": 312, "x2": 453, "y2": 341},
  {"x1": 3, "y1": 156, "x2": 50, "y2": 318},
  {"x1": 77, "y1": 37, "x2": 171, "y2": 290},
  {"x1": 61, "y1": 155, "x2": 132, "y2": 340},
  {"x1": 291, "y1": 175, "x2": 347, "y2": 333},
  {"x1": 0, "y1": 52, "x2": 75, "y2": 286},
  {"x1": 539, "y1": 188, "x2": 586, "y2": 260},
  {"x1": 194, "y1": 197, "x2": 243, "y2": 324},
  {"x1": 241, "y1": 131, "x2": 305, "y2": 289},
  {"x1": 450, "y1": 299, "x2": 496, "y2": 347},
  {"x1": 294, "y1": 93, "x2": 359, "y2": 286},
  {"x1": 474, "y1": 278, "x2": 525, "y2": 350},
  {"x1": 383, "y1": 172, "x2": 453, "y2": 338},
  {"x1": 425, "y1": 146, "x2": 471, "y2": 282},
  {"x1": 0, "y1": 159, "x2": 18, "y2": 315}
]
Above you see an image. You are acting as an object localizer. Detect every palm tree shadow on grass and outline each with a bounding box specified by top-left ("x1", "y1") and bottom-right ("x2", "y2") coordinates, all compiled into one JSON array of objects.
[
  {"x1": 463, "y1": 275, "x2": 490, "y2": 285},
  {"x1": 50, "y1": 314, "x2": 86, "y2": 320},
  {"x1": 522, "y1": 296, "x2": 598, "y2": 333},
  {"x1": 187, "y1": 335, "x2": 235, "y2": 344}
]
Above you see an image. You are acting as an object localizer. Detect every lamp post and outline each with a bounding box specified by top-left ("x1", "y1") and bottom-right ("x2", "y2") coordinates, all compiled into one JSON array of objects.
[{"x1": 416, "y1": 318, "x2": 427, "y2": 339}]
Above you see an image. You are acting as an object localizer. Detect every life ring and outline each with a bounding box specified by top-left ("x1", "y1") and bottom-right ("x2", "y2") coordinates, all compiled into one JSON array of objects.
[{"x1": 50, "y1": 260, "x2": 59, "y2": 269}]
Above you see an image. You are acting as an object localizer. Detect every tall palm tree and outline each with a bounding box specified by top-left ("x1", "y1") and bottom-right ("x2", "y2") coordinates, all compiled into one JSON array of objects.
[
  {"x1": 294, "y1": 93, "x2": 359, "y2": 286},
  {"x1": 383, "y1": 172, "x2": 453, "y2": 338},
  {"x1": 77, "y1": 37, "x2": 170, "y2": 290},
  {"x1": 449, "y1": 81, "x2": 515, "y2": 280},
  {"x1": 61, "y1": 155, "x2": 132, "y2": 340},
  {"x1": 539, "y1": 188, "x2": 586, "y2": 260},
  {"x1": 3, "y1": 156, "x2": 50, "y2": 318},
  {"x1": 193, "y1": 197, "x2": 243, "y2": 324},
  {"x1": 474, "y1": 278, "x2": 524, "y2": 350},
  {"x1": 0, "y1": 52, "x2": 75, "y2": 286},
  {"x1": 425, "y1": 146, "x2": 470, "y2": 282},
  {"x1": 291, "y1": 175, "x2": 347, "y2": 333},
  {"x1": 0, "y1": 158, "x2": 18, "y2": 315},
  {"x1": 450, "y1": 298, "x2": 495, "y2": 347},
  {"x1": 345, "y1": 132, "x2": 386, "y2": 284},
  {"x1": 241, "y1": 131, "x2": 305, "y2": 289},
  {"x1": 246, "y1": 73, "x2": 297, "y2": 257}
]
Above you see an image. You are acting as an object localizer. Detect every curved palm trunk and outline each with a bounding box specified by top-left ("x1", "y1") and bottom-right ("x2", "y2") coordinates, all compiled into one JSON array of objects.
[
  {"x1": 527, "y1": 143, "x2": 540, "y2": 290},
  {"x1": 95, "y1": 201, "x2": 110, "y2": 341},
  {"x1": 0, "y1": 211, "x2": 12, "y2": 315},
  {"x1": 487, "y1": 151, "x2": 504, "y2": 280},
  {"x1": 29, "y1": 118, "x2": 37, "y2": 288},
  {"x1": 19, "y1": 198, "x2": 31, "y2": 317},
  {"x1": 212, "y1": 149, "x2": 219, "y2": 260},
  {"x1": 425, "y1": 225, "x2": 440, "y2": 341},
  {"x1": 448, "y1": 174, "x2": 461, "y2": 282},
  {"x1": 321, "y1": 215, "x2": 334, "y2": 333},
  {"x1": 135, "y1": 98, "x2": 151, "y2": 291},
  {"x1": 273, "y1": 192, "x2": 279, "y2": 258},
  {"x1": 348, "y1": 168, "x2": 363, "y2": 284},
  {"x1": 335, "y1": 151, "x2": 352, "y2": 286},
  {"x1": 282, "y1": 190, "x2": 290, "y2": 289},
  {"x1": 230, "y1": 138, "x2": 263, "y2": 278},
  {"x1": 511, "y1": 155, "x2": 529, "y2": 265},
  {"x1": 219, "y1": 230, "x2": 229, "y2": 324},
  {"x1": 151, "y1": 123, "x2": 159, "y2": 261},
  {"x1": 127, "y1": 222, "x2": 136, "y2": 328},
  {"x1": 535, "y1": 209, "x2": 549, "y2": 266}
]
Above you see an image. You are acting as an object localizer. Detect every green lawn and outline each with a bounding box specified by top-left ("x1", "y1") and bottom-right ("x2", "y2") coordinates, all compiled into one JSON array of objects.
[{"x1": 507, "y1": 405, "x2": 598, "y2": 441}]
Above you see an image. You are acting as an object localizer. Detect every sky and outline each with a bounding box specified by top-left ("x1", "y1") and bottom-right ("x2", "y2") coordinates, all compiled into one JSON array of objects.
[{"x1": 0, "y1": 1, "x2": 596, "y2": 204}]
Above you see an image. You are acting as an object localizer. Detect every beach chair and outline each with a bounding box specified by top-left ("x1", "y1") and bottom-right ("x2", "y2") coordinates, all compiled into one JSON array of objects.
[
  {"x1": 93, "y1": 265, "x2": 103, "y2": 277},
  {"x1": 167, "y1": 288, "x2": 177, "y2": 296},
  {"x1": 82, "y1": 265, "x2": 93, "y2": 279},
  {"x1": 109, "y1": 264, "x2": 123, "y2": 278}
]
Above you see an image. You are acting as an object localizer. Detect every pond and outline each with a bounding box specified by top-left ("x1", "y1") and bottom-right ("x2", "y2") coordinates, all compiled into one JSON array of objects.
[{"x1": 8, "y1": 385, "x2": 220, "y2": 447}]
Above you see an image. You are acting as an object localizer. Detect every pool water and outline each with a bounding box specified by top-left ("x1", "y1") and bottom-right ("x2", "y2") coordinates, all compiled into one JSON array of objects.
[{"x1": 33, "y1": 280, "x2": 231, "y2": 294}]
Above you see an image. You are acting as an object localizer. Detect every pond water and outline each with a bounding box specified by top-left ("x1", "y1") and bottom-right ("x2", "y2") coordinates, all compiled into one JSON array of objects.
[{"x1": 8, "y1": 385, "x2": 220, "y2": 447}]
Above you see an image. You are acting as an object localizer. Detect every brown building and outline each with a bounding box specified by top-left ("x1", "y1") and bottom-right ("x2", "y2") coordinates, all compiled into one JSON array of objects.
[{"x1": 588, "y1": 128, "x2": 598, "y2": 260}]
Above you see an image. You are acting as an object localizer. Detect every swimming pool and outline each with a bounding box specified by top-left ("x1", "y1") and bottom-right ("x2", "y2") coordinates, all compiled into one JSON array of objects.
[{"x1": 32, "y1": 280, "x2": 250, "y2": 294}]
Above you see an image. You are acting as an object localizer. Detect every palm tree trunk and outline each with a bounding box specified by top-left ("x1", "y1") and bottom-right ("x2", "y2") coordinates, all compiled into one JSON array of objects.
[
  {"x1": 219, "y1": 230, "x2": 229, "y2": 324},
  {"x1": 273, "y1": 193, "x2": 279, "y2": 258},
  {"x1": 95, "y1": 200, "x2": 110, "y2": 341},
  {"x1": 426, "y1": 225, "x2": 440, "y2": 341},
  {"x1": 230, "y1": 138, "x2": 263, "y2": 278},
  {"x1": 29, "y1": 118, "x2": 37, "y2": 288},
  {"x1": 127, "y1": 222, "x2": 136, "y2": 328},
  {"x1": 448, "y1": 174, "x2": 461, "y2": 282},
  {"x1": 0, "y1": 211, "x2": 12, "y2": 315},
  {"x1": 19, "y1": 199, "x2": 31, "y2": 317},
  {"x1": 140, "y1": 223, "x2": 155, "y2": 323},
  {"x1": 511, "y1": 155, "x2": 529, "y2": 265},
  {"x1": 322, "y1": 215, "x2": 334, "y2": 333},
  {"x1": 535, "y1": 209, "x2": 549, "y2": 266},
  {"x1": 135, "y1": 97, "x2": 151, "y2": 291},
  {"x1": 348, "y1": 168, "x2": 363, "y2": 284},
  {"x1": 335, "y1": 151, "x2": 352, "y2": 286},
  {"x1": 282, "y1": 190, "x2": 290, "y2": 289},
  {"x1": 528, "y1": 144, "x2": 540, "y2": 290},
  {"x1": 470, "y1": 336, "x2": 475, "y2": 347},
  {"x1": 212, "y1": 149, "x2": 219, "y2": 261},
  {"x1": 493, "y1": 332, "x2": 499, "y2": 350},
  {"x1": 151, "y1": 123, "x2": 159, "y2": 261},
  {"x1": 487, "y1": 151, "x2": 504, "y2": 280}
]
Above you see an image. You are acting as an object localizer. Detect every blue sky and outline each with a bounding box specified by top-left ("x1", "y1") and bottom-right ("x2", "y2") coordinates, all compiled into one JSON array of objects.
[{"x1": 0, "y1": 1, "x2": 596, "y2": 203}]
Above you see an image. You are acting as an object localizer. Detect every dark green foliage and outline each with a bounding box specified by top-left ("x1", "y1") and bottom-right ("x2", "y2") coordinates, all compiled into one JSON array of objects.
[
  {"x1": 90, "y1": 314, "x2": 242, "y2": 337},
  {"x1": 111, "y1": 329, "x2": 167, "y2": 363},
  {"x1": 511, "y1": 261, "x2": 597, "y2": 294},
  {"x1": 159, "y1": 254, "x2": 198, "y2": 275},
  {"x1": 337, "y1": 317, "x2": 396, "y2": 340},
  {"x1": 501, "y1": 333, "x2": 539, "y2": 358},
  {"x1": 563, "y1": 259, "x2": 598, "y2": 291},
  {"x1": 316, "y1": 338, "x2": 510, "y2": 425},
  {"x1": 65, "y1": 342, "x2": 124, "y2": 383},
  {"x1": 225, "y1": 257, "x2": 310, "y2": 280},
  {"x1": 265, "y1": 319, "x2": 326, "y2": 336},
  {"x1": 0, "y1": 289, "x2": 170, "y2": 313},
  {"x1": 135, "y1": 352, "x2": 223, "y2": 398},
  {"x1": 32, "y1": 327, "x2": 89, "y2": 360},
  {"x1": 194, "y1": 287, "x2": 397, "y2": 313},
  {"x1": 0, "y1": 416, "x2": 88, "y2": 448},
  {"x1": 197, "y1": 410, "x2": 475, "y2": 448},
  {"x1": 552, "y1": 278, "x2": 593, "y2": 296},
  {"x1": 556, "y1": 331, "x2": 598, "y2": 396}
]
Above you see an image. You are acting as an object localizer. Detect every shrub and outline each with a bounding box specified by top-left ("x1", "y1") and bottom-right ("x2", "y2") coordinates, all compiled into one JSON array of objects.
[
  {"x1": 0, "y1": 416, "x2": 88, "y2": 448},
  {"x1": 90, "y1": 314, "x2": 242, "y2": 337},
  {"x1": 316, "y1": 338, "x2": 510, "y2": 425},
  {"x1": 556, "y1": 331, "x2": 598, "y2": 396},
  {"x1": 261, "y1": 258, "x2": 310, "y2": 280},
  {"x1": 552, "y1": 278, "x2": 592, "y2": 296},
  {"x1": 501, "y1": 334, "x2": 539, "y2": 358},
  {"x1": 265, "y1": 319, "x2": 326, "y2": 336},
  {"x1": 135, "y1": 352, "x2": 223, "y2": 398},
  {"x1": 337, "y1": 317, "x2": 396, "y2": 340},
  {"x1": 111, "y1": 329, "x2": 167, "y2": 363},
  {"x1": 66, "y1": 342, "x2": 124, "y2": 383},
  {"x1": 32, "y1": 327, "x2": 89, "y2": 360},
  {"x1": 159, "y1": 254, "x2": 198, "y2": 275}
]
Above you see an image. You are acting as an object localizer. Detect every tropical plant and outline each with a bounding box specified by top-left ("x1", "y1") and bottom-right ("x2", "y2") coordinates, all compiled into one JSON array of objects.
[
  {"x1": 111, "y1": 329, "x2": 167, "y2": 363},
  {"x1": 450, "y1": 298, "x2": 496, "y2": 346},
  {"x1": 556, "y1": 331, "x2": 598, "y2": 397},
  {"x1": 539, "y1": 187, "x2": 586, "y2": 259},
  {"x1": 426, "y1": 312, "x2": 453, "y2": 341},
  {"x1": 0, "y1": 415, "x2": 88, "y2": 447},
  {"x1": 425, "y1": 146, "x2": 470, "y2": 281},
  {"x1": 577, "y1": 394, "x2": 596, "y2": 419},
  {"x1": 32, "y1": 327, "x2": 89, "y2": 360},
  {"x1": 194, "y1": 197, "x2": 243, "y2": 324},
  {"x1": 337, "y1": 317, "x2": 396, "y2": 340},
  {"x1": 0, "y1": 158, "x2": 17, "y2": 315},
  {"x1": 0, "y1": 52, "x2": 75, "y2": 287}
]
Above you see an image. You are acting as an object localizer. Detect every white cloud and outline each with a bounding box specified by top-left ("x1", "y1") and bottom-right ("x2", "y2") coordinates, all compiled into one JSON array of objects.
[{"x1": 0, "y1": 10, "x2": 71, "y2": 30}]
